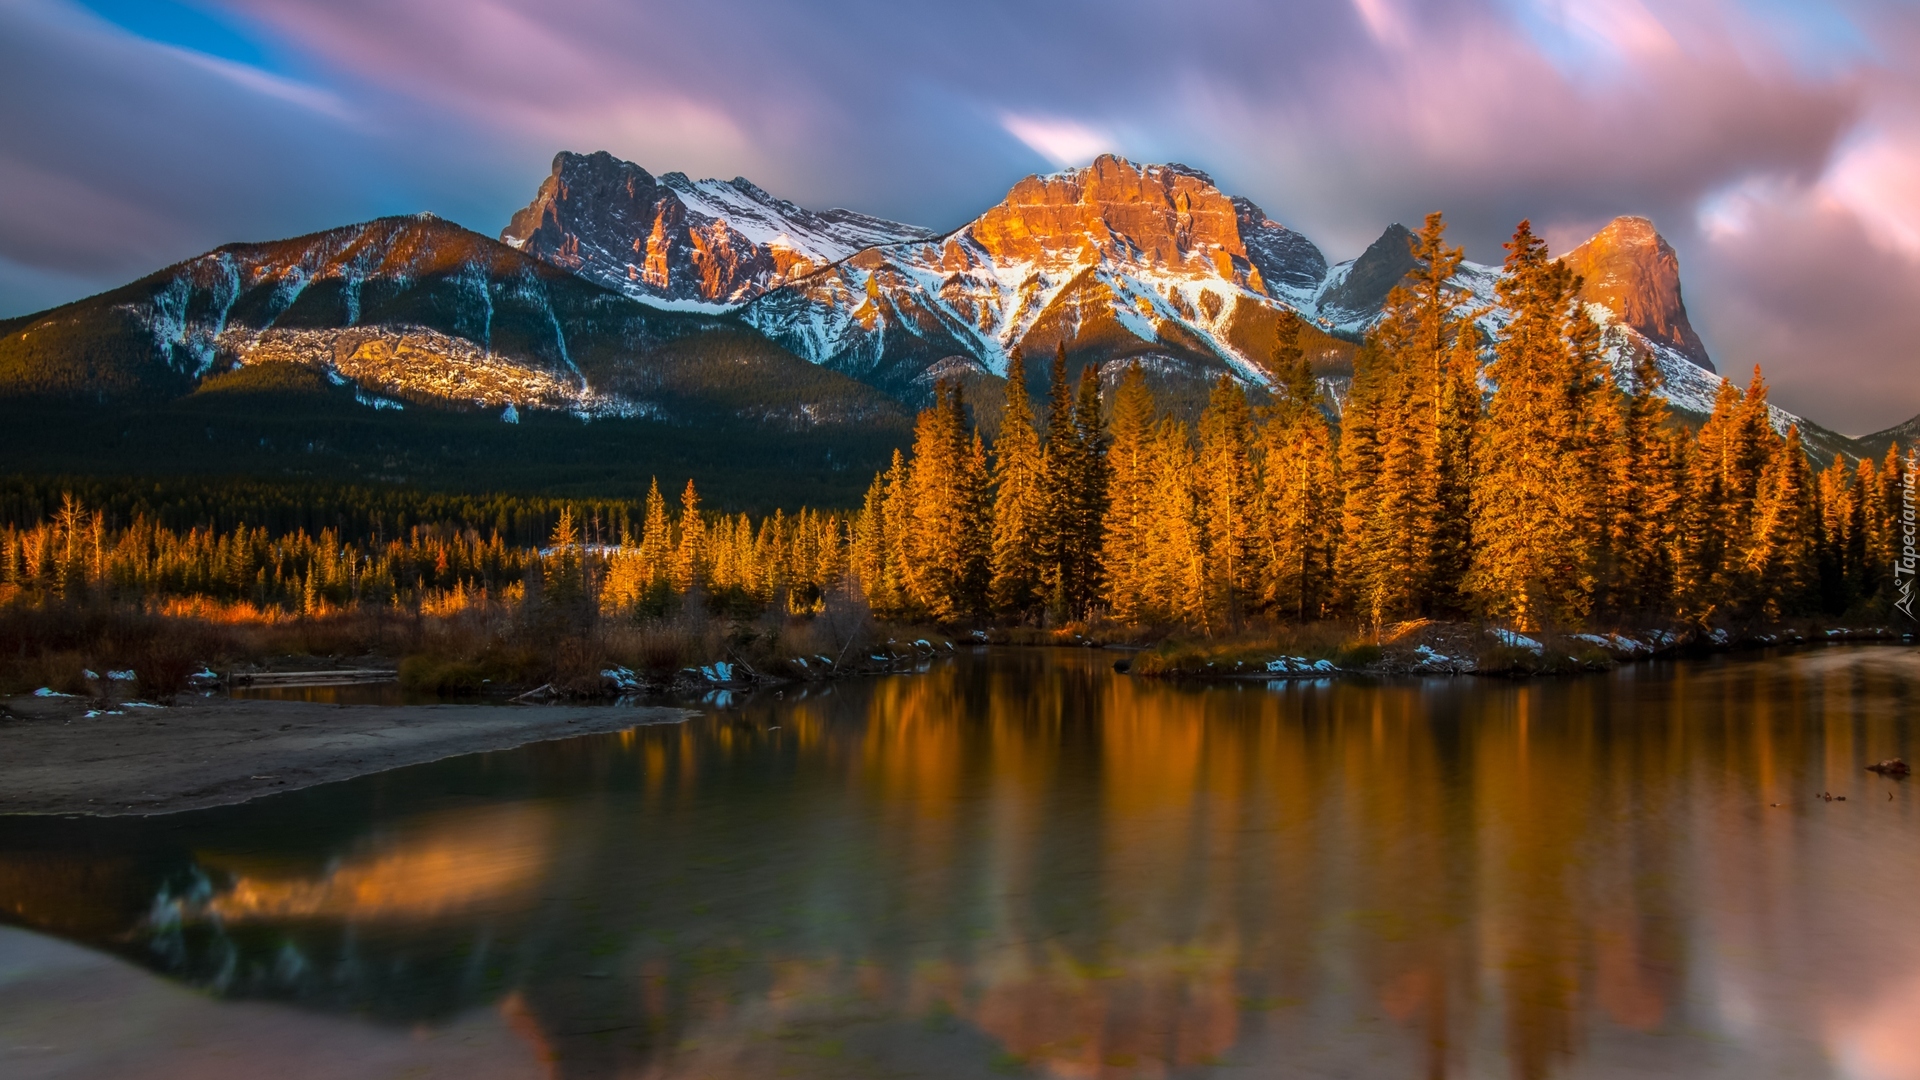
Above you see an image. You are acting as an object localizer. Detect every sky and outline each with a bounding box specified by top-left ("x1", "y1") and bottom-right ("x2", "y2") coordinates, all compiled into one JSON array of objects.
[{"x1": 3, "y1": 0, "x2": 1917, "y2": 435}]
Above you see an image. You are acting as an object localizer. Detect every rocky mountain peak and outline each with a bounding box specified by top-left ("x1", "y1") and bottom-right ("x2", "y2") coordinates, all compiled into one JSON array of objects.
[
  {"x1": 1560, "y1": 215, "x2": 1712, "y2": 371},
  {"x1": 1315, "y1": 223, "x2": 1420, "y2": 324},
  {"x1": 499, "y1": 150, "x2": 933, "y2": 308},
  {"x1": 968, "y1": 155, "x2": 1249, "y2": 274}
]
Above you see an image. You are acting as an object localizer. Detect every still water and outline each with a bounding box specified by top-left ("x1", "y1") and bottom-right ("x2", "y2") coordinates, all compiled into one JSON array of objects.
[{"x1": 3, "y1": 645, "x2": 1919, "y2": 1079}]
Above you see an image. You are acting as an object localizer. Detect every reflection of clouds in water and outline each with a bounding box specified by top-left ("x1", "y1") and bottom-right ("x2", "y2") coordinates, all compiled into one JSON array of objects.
[
  {"x1": 1832, "y1": 974, "x2": 1920, "y2": 1080},
  {"x1": 202, "y1": 802, "x2": 556, "y2": 922}
]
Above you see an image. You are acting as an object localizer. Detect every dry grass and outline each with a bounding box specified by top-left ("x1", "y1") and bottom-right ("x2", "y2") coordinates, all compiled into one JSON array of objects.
[{"x1": 0, "y1": 583, "x2": 883, "y2": 700}]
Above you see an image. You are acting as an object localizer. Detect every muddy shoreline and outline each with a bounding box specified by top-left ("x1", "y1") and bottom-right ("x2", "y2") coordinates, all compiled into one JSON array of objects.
[{"x1": 0, "y1": 693, "x2": 694, "y2": 818}]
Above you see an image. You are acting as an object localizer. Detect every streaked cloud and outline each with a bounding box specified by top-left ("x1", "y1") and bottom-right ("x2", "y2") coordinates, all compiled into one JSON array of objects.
[{"x1": 1000, "y1": 116, "x2": 1116, "y2": 169}]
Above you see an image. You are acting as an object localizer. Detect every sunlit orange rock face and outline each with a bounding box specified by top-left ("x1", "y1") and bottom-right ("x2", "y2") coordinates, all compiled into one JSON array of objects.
[
  {"x1": 1560, "y1": 215, "x2": 1713, "y2": 371},
  {"x1": 968, "y1": 156, "x2": 1264, "y2": 291},
  {"x1": 736, "y1": 155, "x2": 1330, "y2": 397}
]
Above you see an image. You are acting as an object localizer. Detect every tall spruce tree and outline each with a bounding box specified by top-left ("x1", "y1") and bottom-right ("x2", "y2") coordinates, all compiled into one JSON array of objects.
[
  {"x1": 904, "y1": 381, "x2": 991, "y2": 620},
  {"x1": 1596, "y1": 352, "x2": 1679, "y2": 617},
  {"x1": 1258, "y1": 315, "x2": 1340, "y2": 621},
  {"x1": 1036, "y1": 346, "x2": 1108, "y2": 621},
  {"x1": 1102, "y1": 363, "x2": 1157, "y2": 623},
  {"x1": 1144, "y1": 418, "x2": 1208, "y2": 628},
  {"x1": 1430, "y1": 316, "x2": 1482, "y2": 612},
  {"x1": 1197, "y1": 374, "x2": 1260, "y2": 628},
  {"x1": 1067, "y1": 359, "x2": 1112, "y2": 617},
  {"x1": 638, "y1": 478, "x2": 671, "y2": 584},
  {"x1": 1750, "y1": 424, "x2": 1818, "y2": 618},
  {"x1": 990, "y1": 350, "x2": 1047, "y2": 618},
  {"x1": 1338, "y1": 212, "x2": 1474, "y2": 625},
  {"x1": 1467, "y1": 220, "x2": 1609, "y2": 629},
  {"x1": 1038, "y1": 345, "x2": 1081, "y2": 619},
  {"x1": 673, "y1": 479, "x2": 704, "y2": 593}
]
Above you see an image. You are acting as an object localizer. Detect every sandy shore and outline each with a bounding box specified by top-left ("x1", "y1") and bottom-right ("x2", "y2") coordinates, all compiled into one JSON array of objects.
[{"x1": 0, "y1": 692, "x2": 694, "y2": 817}]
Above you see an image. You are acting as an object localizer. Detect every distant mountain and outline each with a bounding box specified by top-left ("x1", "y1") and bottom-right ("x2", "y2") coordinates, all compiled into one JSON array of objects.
[
  {"x1": 0, "y1": 214, "x2": 912, "y2": 505},
  {"x1": 1852, "y1": 414, "x2": 1920, "y2": 463},
  {"x1": 500, "y1": 151, "x2": 935, "y2": 309}
]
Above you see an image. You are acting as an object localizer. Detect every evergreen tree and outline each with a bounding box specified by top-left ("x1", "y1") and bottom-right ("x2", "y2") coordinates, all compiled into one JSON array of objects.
[
  {"x1": 1038, "y1": 345, "x2": 1081, "y2": 618},
  {"x1": 638, "y1": 478, "x2": 671, "y2": 584},
  {"x1": 1468, "y1": 220, "x2": 1608, "y2": 629},
  {"x1": 1430, "y1": 317, "x2": 1482, "y2": 612},
  {"x1": 1596, "y1": 352, "x2": 1679, "y2": 616},
  {"x1": 673, "y1": 479, "x2": 704, "y2": 593},
  {"x1": 1143, "y1": 418, "x2": 1208, "y2": 628},
  {"x1": 542, "y1": 505, "x2": 588, "y2": 625},
  {"x1": 990, "y1": 350, "x2": 1047, "y2": 618},
  {"x1": 1257, "y1": 315, "x2": 1340, "y2": 621},
  {"x1": 1750, "y1": 425, "x2": 1818, "y2": 618},
  {"x1": 1101, "y1": 363, "x2": 1157, "y2": 624},
  {"x1": 1068, "y1": 359, "x2": 1112, "y2": 616},
  {"x1": 1338, "y1": 212, "x2": 1474, "y2": 624},
  {"x1": 1197, "y1": 374, "x2": 1260, "y2": 628},
  {"x1": 1036, "y1": 346, "x2": 1108, "y2": 620}
]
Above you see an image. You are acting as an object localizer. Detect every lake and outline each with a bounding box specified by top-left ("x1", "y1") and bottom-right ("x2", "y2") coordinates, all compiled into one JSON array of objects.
[{"x1": 3, "y1": 645, "x2": 1918, "y2": 1079}]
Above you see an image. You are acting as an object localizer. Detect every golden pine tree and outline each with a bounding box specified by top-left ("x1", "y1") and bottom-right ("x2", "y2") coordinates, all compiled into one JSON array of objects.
[
  {"x1": 637, "y1": 478, "x2": 671, "y2": 585},
  {"x1": 1749, "y1": 425, "x2": 1818, "y2": 618},
  {"x1": 1143, "y1": 418, "x2": 1208, "y2": 628},
  {"x1": 1101, "y1": 363, "x2": 1157, "y2": 624},
  {"x1": 1197, "y1": 374, "x2": 1260, "y2": 628},
  {"x1": 673, "y1": 479, "x2": 704, "y2": 593},
  {"x1": 1468, "y1": 220, "x2": 1609, "y2": 629},
  {"x1": 1596, "y1": 352, "x2": 1680, "y2": 616},
  {"x1": 1258, "y1": 317, "x2": 1340, "y2": 621},
  {"x1": 990, "y1": 350, "x2": 1047, "y2": 617}
]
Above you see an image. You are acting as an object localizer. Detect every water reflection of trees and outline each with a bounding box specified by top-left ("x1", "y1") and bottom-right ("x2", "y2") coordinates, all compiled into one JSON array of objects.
[{"x1": 3, "y1": 648, "x2": 1918, "y2": 1078}]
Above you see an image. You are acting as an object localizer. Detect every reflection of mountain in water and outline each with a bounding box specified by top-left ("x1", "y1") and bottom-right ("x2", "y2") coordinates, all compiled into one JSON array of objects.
[{"x1": 4, "y1": 647, "x2": 1920, "y2": 1079}]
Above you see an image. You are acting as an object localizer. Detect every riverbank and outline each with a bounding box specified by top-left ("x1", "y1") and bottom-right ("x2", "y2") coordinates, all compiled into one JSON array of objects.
[
  {"x1": 0, "y1": 692, "x2": 692, "y2": 817},
  {"x1": 1108, "y1": 619, "x2": 1913, "y2": 679}
]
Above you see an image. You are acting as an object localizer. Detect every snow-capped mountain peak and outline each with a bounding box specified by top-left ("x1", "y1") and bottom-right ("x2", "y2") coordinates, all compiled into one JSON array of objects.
[{"x1": 500, "y1": 150, "x2": 935, "y2": 309}]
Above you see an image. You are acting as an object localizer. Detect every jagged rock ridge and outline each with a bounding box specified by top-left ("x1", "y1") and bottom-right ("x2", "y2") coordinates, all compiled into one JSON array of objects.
[
  {"x1": 738, "y1": 155, "x2": 1332, "y2": 397},
  {"x1": 501, "y1": 152, "x2": 1815, "y2": 452},
  {"x1": 501, "y1": 151, "x2": 935, "y2": 309}
]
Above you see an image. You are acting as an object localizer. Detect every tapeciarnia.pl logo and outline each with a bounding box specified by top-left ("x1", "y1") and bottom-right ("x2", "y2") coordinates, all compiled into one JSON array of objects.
[{"x1": 1898, "y1": 451, "x2": 1917, "y2": 621}]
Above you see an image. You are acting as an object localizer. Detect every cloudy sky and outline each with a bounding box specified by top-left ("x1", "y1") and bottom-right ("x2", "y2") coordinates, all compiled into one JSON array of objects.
[{"x1": 3, "y1": 0, "x2": 1916, "y2": 434}]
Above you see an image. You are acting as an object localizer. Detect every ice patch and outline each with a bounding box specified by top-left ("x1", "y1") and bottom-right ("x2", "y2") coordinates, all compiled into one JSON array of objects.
[{"x1": 1489, "y1": 629, "x2": 1545, "y2": 654}]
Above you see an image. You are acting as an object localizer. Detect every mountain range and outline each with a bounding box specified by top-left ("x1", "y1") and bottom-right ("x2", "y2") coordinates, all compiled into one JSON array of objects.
[{"x1": 0, "y1": 149, "x2": 1898, "y2": 504}]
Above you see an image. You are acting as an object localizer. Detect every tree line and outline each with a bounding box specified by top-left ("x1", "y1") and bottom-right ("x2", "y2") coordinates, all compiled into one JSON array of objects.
[
  {"x1": 0, "y1": 485, "x2": 855, "y2": 622},
  {"x1": 858, "y1": 216, "x2": 1909, "y2": 632}
]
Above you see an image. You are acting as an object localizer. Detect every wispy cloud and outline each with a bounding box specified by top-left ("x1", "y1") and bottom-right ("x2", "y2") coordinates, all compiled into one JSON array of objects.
[
  {"x1": 999, "y1": 115, "x2": 1115, "y2": 168},
  {"x1": 163, "y1": 45, "x2": 353, "y2": 121}
]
